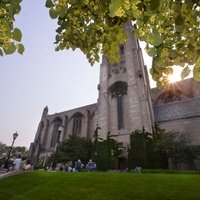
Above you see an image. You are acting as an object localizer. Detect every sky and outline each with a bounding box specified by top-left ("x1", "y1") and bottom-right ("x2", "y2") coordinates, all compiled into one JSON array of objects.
[{"x1": 0, "y1": 0, "x2": 181, "y2": 148}]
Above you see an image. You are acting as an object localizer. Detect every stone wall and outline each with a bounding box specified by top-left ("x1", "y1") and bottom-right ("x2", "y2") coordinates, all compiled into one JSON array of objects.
[
  {"x1": 154, "y1": 97, "x2": 200, "y2": 145},
  {"x1": 154, "y1": 97, "x2": 200, "y2": 123}
]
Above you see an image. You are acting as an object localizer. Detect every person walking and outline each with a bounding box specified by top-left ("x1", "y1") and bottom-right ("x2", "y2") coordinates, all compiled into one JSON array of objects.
[{"x1": 13, "y1": 155, "x2": 22, "y2": 170}]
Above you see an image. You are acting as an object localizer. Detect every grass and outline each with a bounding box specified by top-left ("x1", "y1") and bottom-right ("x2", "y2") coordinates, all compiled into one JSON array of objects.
[{"x1": 0, "y1": 171, "x2": 200, "y2": 200}]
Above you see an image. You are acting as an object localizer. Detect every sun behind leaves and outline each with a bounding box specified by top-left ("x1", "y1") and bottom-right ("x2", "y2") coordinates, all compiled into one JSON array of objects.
[
  {"x1": 46, "y1": 0, "x2": 200, "y2": 86},
  {"x1": 1, "y1": 1, "x2": 199, "y2": 86}
]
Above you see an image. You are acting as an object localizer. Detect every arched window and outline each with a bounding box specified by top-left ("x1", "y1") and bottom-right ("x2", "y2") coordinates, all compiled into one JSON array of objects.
[
  {"x1": 63, "y1": 115, "x2": 68, "y2": 139},
  {"x1": 109, "y1": 81, "x2": 128, "y2": 130},
  {"x1": 154, "y1": 89, "x2": 190, "y2": 105},
  {"x1": 72, "y1": 113, "x2": 83, "y2": 135},
  {"x1": 50, "y1": 118, "x2": 63, "y2": 147},
  {"x1": 42, "y1": 120, "x2": 49, "y2": 147},
  {"x1": 120, "y1": 45, "x2": 125, "y2": 55}
]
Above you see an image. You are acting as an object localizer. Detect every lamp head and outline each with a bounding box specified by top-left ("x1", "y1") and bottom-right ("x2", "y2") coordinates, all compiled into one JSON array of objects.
[
  {"x1": 13, "y1": 132, "x2": 18, "y2": 140},
  {"x1": 58, "y1": 126, "x2": 63, "y2": 133}
]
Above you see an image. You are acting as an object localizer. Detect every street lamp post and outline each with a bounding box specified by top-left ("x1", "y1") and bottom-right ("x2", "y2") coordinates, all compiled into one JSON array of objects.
[{"x1": 4, "y1": 132, "x2": 18, "y2": 170}]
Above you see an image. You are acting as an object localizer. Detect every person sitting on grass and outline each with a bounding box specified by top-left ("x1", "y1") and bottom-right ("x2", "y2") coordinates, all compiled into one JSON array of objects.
[
  {"x1": 86, "y1": 159, "x2": 96, "y2": 172},
  {"x1": 21, "y1": 158, "x2": 32, "y2": 171},
  {"x1": 134, "y1": 166, "x2": 142, "y2": 173},
  {"x1": 75, "y1": 159, "x2": 84, "y2": 172}
]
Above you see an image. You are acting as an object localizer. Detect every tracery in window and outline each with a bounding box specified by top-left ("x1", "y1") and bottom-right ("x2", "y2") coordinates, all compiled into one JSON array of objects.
[
  {"x1": 155, "y1": 89, "x2": 190, "y2": 105},
  {"x1": 72, "y1": 113, "x2": 83, "y2": 135},
  {"x1": 50, "y1": 118, "x2": 63, "y2": 147},
  {"x1": 109, "y1": 81, "x2": 128, "y2": 130},
  {"x1": 109, "y1": 81, "x2": 128, "y2": 98}
]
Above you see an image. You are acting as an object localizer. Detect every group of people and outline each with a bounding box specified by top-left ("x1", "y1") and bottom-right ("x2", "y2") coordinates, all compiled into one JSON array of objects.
[
  {"x1": 12, "y1": 155, "x2": 33, "y2": 171},
  {"x1": 74, "y1": 159, "x2": 96, "y2": 172},
  {"x1": 51, "y1": 159, "x2": 96, "y2": 172}
]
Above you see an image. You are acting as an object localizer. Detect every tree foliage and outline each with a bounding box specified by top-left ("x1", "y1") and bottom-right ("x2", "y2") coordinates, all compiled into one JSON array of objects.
[
  {"x1": 0, "y1": 141, "x2": 28, "y2": 166},
  {"x1": 0, "y1": 0, "x2": 24, "y2": 56},
  {"x1": 48, "y1": 135, "x2": 92, "y2": 164},
  {"x1": 47, "y1": 130, "x2": 120, "y2": 171},
  {"x1": 45, "y1": 0, "x2": 200, "y2": 86},
  {"x1": 128, "y1": 129, "x2": 159, "y2": 169},
  {"x1": 128, "y1": 126, "x2": 200, "y2": 170},
  {"x1": 1, "y1": 1, "x2": 199, "y2": 85},
  {"x1": 92, "y1": 129, "x2": 120, "y2": 170},
  {"x1": 153, "y1": 125, "x2": 200, "y2": 169}
]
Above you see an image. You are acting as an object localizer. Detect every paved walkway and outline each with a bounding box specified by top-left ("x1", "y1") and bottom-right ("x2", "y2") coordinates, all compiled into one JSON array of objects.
[{"x1": 0, "y1": 170, "x2": 24, "y2": 180}]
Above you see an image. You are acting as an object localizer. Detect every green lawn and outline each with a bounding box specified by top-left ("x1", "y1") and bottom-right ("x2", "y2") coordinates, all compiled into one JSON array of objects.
[{"x1": 0, "y1": 171, "x2": 200, "y2": 200}]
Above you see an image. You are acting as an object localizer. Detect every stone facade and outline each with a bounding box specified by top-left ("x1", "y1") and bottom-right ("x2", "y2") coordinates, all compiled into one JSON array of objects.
[
  {"x1": 152, "y1": 79, "x2": 200, "y2": 146},
  {"x1": 29, "y1": 24, "x2": 200, "y2": 168},
  {"x1": 29, "y1": 104, "x2": 97, "y2": 161}
]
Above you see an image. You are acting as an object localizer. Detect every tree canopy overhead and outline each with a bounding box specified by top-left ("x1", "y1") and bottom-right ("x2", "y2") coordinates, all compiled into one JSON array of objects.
[
  {"x1": 0, "y1": 0, "x2": 199, "y2": 86},
  {"x1": 0, "y1": 0, "x2": 24, "y2": 56},
  {"x1": 45, "y1": 0, "x2": 200, "y2": 86}
]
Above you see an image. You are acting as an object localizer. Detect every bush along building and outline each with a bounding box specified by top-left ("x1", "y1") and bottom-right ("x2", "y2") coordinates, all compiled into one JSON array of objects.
[{"x1": 28, "y1": 24, "x2": 200, "y2": 170}]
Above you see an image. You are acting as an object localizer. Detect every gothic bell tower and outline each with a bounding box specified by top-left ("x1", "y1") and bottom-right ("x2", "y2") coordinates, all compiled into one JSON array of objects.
[{"x1": 97, "y1": 23, "x2": 154, "y2": 144}]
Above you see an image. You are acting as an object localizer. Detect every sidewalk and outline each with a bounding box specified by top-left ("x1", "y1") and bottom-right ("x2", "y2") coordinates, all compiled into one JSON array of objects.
[{"x1": 0, "y1": 170, "x2": 24, "y2": 180}]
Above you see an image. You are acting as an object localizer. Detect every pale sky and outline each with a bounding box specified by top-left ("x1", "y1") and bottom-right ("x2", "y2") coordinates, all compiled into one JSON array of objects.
[{"x1": 0, "y1": 0, "x2": 170, "y2": 148}]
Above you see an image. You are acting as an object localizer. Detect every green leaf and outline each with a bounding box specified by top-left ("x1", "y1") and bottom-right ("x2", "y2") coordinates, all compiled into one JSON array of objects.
[
  {"x1": 152, "y1": 33, "x2": 163, "y2": 47},
  {"x1": 146, "y1": 47, "x2": 157, "y2": 57},
  {"x1": 156, "y1": 80, "x2": 162, "y2": 88},
  {"x1": 17, "y1": 43, "x2": 25, "y2": 54},
  {"x1": 149, "y1": 0, "x2": 160, "y2": 11},
  {"x1": 171, "y1": 2, "x2": 180, "y2": 12},
  {"x1": 0, "y1": 49, "x2": 3, "y2": 56},
  {"x1": 3, "y1": 43, "x2": 16, "y2": 54},
  {"x1": 175, "y1": 15, "x2": 183, "y2": 25},
  {"x1": 49, "y1": 8, "x2": 58, "y2": 19},
  {"x1": 169, "y1": 50, "x2": 178, "y2": 58},
  {"x1": 70, "y1": 0, "x2": 79, "y2": 4},
  {"x1": 56, "y1": 27, "x2": 63, "y2": 34},
  {"x1": 193, "y1": 65, "x2": 200, "y2": 81},
  {"x1": 55, "y1": 46, "x2": 60, "y2": 51},
  {"x1": 109, "y1": 0, "x2": 123, "y2": 17},
  {"x1": 167, "y1": 0, "x2": 173, "y2": 8},
  {"x1": 12, "y1": 28, "x2": 22, "y2": 42},
  {"x1": 181, "y1": 66, "x2": 191, "y2": 80},
  {"x1": 10, "y1": 0, "x2": 21, "y2": 14},
  {"x1": 197, "y1": 56, "x2": 200, "y2": 66},
  {"x1": 61, "y1": 21, "x2": 69, "y2": 29},
  {"x1": 45, "y1": 0, "x2": 54, "y2": 8},
  {"x1": 58, "y1": 6, "x2": 67, "y2": 17},
  {"x1": 164, "y1": 67, "x2": 173, "y2": 75},
  {"x1": 175, "y1": 25, "x2": 184, "y2": 33}
]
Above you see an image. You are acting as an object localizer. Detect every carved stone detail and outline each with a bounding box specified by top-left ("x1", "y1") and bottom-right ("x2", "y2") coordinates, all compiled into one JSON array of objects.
[{"x1": 110, "y1": 61, "x2": 126, "y2": 77}]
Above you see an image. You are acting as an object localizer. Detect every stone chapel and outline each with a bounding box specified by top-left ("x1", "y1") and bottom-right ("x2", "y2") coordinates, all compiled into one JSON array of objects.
[{"x1": 29, "y1": 24, "x2": 200, "y2": 168}]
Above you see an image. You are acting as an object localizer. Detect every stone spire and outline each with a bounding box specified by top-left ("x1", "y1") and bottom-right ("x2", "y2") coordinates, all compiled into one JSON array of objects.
[{"x1": 41, "y1": 106, "x2": 48, "y2": 120}]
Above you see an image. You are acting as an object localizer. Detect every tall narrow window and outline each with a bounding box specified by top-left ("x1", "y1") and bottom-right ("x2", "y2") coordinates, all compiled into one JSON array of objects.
[
  {"x1": 109, "y1": 81, "x2": 127, "y2": 130},
  {"x1": 120, "y1": 45, "x2": 125, "y2": 55},
  {"x1": 117, "y1": 95, "x2": 124, "y2": 129},
  {"x1": 62, "y1": 116, "x2": 68, "y2": 140},
  {"x1": 50, "y1": 118, "x2": 62, "y2": 147},
  {"x1": 72, "y1": 113, "x2": 83, "y2": 135},
  {"x1": 42, "y1": 120, "x2": 49, "y2": 147}
]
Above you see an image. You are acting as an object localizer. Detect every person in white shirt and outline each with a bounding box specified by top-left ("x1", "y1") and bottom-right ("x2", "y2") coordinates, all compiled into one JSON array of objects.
[{"x1": 13, "y1": 155, "x2": 22, "y2": 170}]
